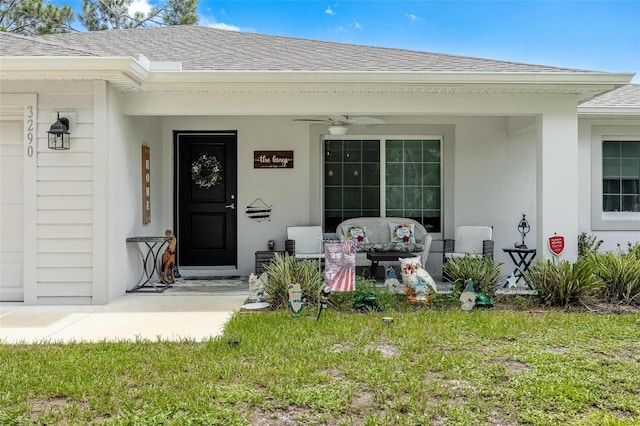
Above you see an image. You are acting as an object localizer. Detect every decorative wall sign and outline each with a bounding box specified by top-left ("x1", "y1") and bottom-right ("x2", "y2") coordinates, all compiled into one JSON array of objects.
[
  {"x1": 141, "y1": 145, "x2": 151, "y2": 224},
  {"x1": 548, "y1": 234, "x2": 565, "y2": 256},
  {"x1": 246, "y1": 198, "x2": 272, "y2": 221},
  {"x1": 254, "y1": 151, "x2": 294, "y2": 169}
]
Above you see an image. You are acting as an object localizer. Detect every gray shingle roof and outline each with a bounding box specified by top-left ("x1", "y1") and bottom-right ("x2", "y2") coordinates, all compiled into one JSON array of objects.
[
  {"x1": 0, "y1": 31, "x2": 98, "y2": 56},
  {"x1": 27, "y1": 25, "x2": 595, "y2": 73},
  {"x1": 579, "y1": 84, "x2": 640, "y2": 107}
]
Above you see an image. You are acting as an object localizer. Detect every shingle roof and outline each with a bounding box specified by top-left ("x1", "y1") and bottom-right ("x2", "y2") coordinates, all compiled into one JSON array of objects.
[
  {"x1": 29, "y1": 25, "x2": 595, "y2": 73},
  {"x1": 580, "y1": 84, "x2": 640, "y2": 107},
  {"x1": 0, "y1": 31, "x2": 98, "y2": 56}
]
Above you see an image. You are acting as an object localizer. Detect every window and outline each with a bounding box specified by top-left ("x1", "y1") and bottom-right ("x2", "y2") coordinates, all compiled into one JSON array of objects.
[
  {"x1": 603, "y1": 140, "x2": 640, "y2": 212},
  {"x1": 323, "y1": 137, "x2": 442, "y2": 233}
]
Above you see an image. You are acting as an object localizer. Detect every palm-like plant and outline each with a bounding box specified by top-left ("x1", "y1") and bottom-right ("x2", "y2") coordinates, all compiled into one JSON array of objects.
[
  {"x1": 526, "y1": 259, "x2": 602, "y2": 307},
  {"x1": 263, "y1": 253, "x2": 324, "y2": 309}
]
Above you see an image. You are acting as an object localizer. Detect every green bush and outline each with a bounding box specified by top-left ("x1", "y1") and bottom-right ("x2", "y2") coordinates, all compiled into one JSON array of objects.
[
  {"x1": 442, "y1": 255, "x2": 502, "y2": 294},
  {"x1": 263, "y1": 253, "x2": 324, "y2": 309},
  {"x1": 526, "y1": 259, "x2": 602, "y2": 307},
  {"x1": 577, "y1": 232, "x2": 603, "y2": 259},
  {"x1": 588, "y1": 243, "x2": 640, "y2": 306}
]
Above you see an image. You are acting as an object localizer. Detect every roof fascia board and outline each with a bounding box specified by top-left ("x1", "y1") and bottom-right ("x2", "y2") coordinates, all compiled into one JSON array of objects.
[
  {"x1": 0, "y1": 56, "x2": 149, "y2": 85},
  {"x1": 145, "y1": 70, "x2": 634, "y2": 86},
  {"x1": 578, "y1": 106, "x2": 640, "y2": 116}
]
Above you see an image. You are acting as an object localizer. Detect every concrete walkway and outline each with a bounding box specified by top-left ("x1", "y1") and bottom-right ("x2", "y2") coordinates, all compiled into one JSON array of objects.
[{"x1": 0, "y1": 280, "x2": 249, "y2": 344}]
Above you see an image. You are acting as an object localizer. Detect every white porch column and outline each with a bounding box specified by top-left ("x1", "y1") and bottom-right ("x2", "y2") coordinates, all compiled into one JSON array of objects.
[{"x1": 536, "y1": 100, "x2": 579, "y2": 261}]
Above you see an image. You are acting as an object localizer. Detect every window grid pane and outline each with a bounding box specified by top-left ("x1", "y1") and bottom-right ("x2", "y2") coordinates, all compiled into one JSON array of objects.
[
  {"x1": 324, "y1": 139, "x2": 380, "y2": 231},
  {"x1": 385, "y1": 139, "x2": 441, "y2": 232},
  {"x1": 324, "y1": 138, "x2": 442, "y2": 233},
  {"x1": 602, "y1": 141, "x2": 640, "y2": 212}
]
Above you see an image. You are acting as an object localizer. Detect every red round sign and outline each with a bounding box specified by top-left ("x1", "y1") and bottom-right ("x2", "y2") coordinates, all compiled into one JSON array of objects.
[{"x1": 548, "y1": 235, "x2": 565, "y2": 256}]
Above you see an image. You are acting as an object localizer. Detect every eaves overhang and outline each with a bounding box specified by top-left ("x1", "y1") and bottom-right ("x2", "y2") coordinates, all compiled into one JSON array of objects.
[
  {"x1": 578, "y1": 106, "x2": 640, "y2": 120},
  {"x1": 0, "y1": 56, "x2": 634, "y2": 101}
]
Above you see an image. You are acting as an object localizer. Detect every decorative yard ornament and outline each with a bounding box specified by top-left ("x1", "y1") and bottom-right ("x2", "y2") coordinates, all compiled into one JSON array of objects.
[
  {"x1": 324, "y1": 241, "x2": 356, "y2": 292},
  {"x1": 384, "y1": 266, "x2": 404, "y2": 294},
  {"x1": 459, "y1": 279, "x2": 477, "y2": 311},
  {"x1": 191, "y1": 153, "x2": 223, "y2": 189},
  {"x1": 505, "y1": 273, "x2": 518, "y2": 289},
  {"x1": 548, "y1": 233, "x2": 565, "y2": 256},
  {"x1": 515, "y1": 213, "x2": 531, "y2": 249},
  {"x1": 287, "y1": 283, "x2": 304, "y2": 315},
  {"x1": 161, "y1": 229, "x2": 177, "y2": 284}
]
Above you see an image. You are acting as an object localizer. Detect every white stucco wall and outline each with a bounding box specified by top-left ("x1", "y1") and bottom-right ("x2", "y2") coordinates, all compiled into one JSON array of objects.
[
  {"x1": 106, "y1": 86, "x2": 164, "y2": 300},
  {"x1": 578, "y1": 119, "x2": 640, "y2": 253}
]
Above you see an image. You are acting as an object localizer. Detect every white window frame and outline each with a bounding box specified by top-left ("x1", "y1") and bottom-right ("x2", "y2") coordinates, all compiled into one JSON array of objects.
[{"x1": 591, "y1": 131, "x2": 640, "y2": 230}]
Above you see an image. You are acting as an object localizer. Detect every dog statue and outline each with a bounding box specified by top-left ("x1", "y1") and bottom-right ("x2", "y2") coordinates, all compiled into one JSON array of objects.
[{"x1": 161, "y1": 229, "x2": 177, "y2": 284}]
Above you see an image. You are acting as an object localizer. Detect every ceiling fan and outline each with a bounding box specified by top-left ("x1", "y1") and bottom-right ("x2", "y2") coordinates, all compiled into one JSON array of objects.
[{"x1": 293, "y1": 115, "x2": 385, "y2": 135}]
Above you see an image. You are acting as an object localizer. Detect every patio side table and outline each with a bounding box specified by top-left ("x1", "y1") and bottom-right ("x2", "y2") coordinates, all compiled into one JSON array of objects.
[
  {"x1": 366, "y1": 251, "x2": 419, "y2": 279},
  {"x1": 126, "y1": 236, "x2": 173, "y2": 293},
  {"x1": 502, "y1": 247, "x2": 537, "y2": 289}
]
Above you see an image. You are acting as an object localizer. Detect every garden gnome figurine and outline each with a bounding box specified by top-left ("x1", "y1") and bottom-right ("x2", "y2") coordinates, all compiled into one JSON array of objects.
[
  {"x1": 384, "y1": 266, "x2": 404, "y2": 294},
  {"x1": 459, "y1": 279, "x2": 477, "y2": 311}
]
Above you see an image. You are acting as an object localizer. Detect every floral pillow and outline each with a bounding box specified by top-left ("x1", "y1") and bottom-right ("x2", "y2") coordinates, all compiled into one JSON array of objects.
[
  {"x1": 389, "y1": 223, "x2": 416, "y2": 244},
  {"x1": 342, "y1": 225, "x2": 369, "y2": 244}
]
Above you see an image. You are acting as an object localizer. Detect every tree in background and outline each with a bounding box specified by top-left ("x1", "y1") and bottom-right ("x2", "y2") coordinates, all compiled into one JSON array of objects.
[
  {"x1": 79, "y1": 0, "x2": 197, "y2": 31},
  {"x1": 0, "y1": 0, "x2": 74, "y2": 35}
]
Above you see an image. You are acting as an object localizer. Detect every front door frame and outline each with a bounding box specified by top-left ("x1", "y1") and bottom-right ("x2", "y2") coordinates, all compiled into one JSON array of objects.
[{"x1": 173, "y1": 130, "x2": 238, "y2": 269}]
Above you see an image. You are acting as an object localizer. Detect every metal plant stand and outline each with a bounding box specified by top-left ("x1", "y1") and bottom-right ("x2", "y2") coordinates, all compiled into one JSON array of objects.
[{"x1": 126, "y1": 236, "x2": 173, "y2": 293}]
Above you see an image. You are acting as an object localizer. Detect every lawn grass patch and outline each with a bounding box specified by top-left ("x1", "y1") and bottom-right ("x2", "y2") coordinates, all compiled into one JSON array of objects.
[{"x1": 1, "y1": 309, "x2": 639, "y2": 425}]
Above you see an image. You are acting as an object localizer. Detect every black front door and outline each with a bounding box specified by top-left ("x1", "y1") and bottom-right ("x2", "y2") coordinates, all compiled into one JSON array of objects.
[{"x1": 174, "y1": 131, "x2": 237, "y2": 267}]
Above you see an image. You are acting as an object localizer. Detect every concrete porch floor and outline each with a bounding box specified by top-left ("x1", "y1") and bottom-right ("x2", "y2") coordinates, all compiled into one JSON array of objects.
[{"x1": 0, "y1": 278, "x2": 249, "y2": 344}]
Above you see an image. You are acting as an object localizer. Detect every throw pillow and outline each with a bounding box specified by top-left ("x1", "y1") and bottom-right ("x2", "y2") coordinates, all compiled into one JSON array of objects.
[
  {"x1": 390, "y1": 223, "x2": 416, "y2": 243},
  {"x1": 342, "y1": 225, "x2": 369, "y2": 244}
]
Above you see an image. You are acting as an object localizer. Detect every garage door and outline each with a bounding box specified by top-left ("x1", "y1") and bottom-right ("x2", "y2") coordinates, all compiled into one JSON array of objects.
[{"x1": 0, "y1": 118, "x2": 24, "y2": 301}]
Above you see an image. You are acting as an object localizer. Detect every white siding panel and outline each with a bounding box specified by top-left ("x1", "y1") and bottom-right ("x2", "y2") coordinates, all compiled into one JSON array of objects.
[
  {"x1": 38, "y1": 224, "x2": 92, "y2": 239},
  {"x1": 37, "y1": 95, "x2": 93, "y2": 111},
  {"x1": 38, "y1": 166, "x2": 92, "y2": 181},
  {"x1": 38, "y1": 209, "x2": 92, "y2": 224},
  {"x1": 38, "y1": 152, "x2": 92, "y2": 167},
  {"x1": 36, "y1": 283, "x2": 93, "y2": 297},
  {"x1": 38, "y1": 253, "x2": 92, "y2": 268},
  {"x1": 37, "y1": 267, "x2": 92, "y2": 282},
  {"x1": 39, "y1": 238, "x2": 92, "y2": 253},
  {"x1": 36, "y1": 296, "x2": 92, "y2": 305},
  {"x1": 39, "y1": 195, "x2": 92, "y2": 210},
  {"x1": 39, "y1": 181, "x2": 92, "y2": 196}
]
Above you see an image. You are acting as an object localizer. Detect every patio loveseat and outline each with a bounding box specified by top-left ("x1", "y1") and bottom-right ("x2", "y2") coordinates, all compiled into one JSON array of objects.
[{"x1": 335, "y1": 217, "x2": 433, "y2": 270}]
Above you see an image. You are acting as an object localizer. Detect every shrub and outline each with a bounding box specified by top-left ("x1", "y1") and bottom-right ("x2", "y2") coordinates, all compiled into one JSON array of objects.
[
  {"x1": 588, "y1": 243, "x2": 640, "y2": 306},
  {"x1": 578, "y1": 232, "x2": 603, "y2": 259},
  {"x1": 442, "y1": 255, "x2": 502, "y2": 294},
  {"x1": 526, "y1": 259, "x2": 602, "y2": 307},
  {"x1": 263, "y1": 253, "x2": 324, "y2": 309}
]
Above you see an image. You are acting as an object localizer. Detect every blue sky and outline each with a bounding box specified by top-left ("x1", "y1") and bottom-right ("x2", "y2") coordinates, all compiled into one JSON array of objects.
[{"x1": 55, "y1": 0, "x2": 640, "y2": 81}]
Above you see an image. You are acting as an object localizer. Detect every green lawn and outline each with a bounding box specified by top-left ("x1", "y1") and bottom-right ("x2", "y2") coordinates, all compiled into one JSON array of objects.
[{"x1": 1, "y1": 309, "x2": 639, "y2": 425}]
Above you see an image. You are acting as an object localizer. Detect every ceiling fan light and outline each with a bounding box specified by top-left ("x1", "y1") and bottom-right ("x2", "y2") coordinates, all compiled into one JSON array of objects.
[{"x1": 328, "y1": 125, "x2": 348, "y2": 135}]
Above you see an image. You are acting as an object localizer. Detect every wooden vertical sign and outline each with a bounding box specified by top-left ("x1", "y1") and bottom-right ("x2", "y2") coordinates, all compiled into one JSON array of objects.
[{"x1": 142, "y1": 145, "x2": 151, "y2": 224}]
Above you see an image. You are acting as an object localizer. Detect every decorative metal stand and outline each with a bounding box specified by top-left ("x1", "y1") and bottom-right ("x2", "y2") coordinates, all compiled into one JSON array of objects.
[{"x1": 126, "y1": 236, "x2": 173, "y2": 293}]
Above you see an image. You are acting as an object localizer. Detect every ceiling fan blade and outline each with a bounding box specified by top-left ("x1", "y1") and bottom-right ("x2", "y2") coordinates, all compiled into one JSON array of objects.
[
  {"x1": 344, "y1": 117, "x2": 385, "y2": 125},
  {"x1": 292, "y1": 118, "x2": 330, "y2": 123}
]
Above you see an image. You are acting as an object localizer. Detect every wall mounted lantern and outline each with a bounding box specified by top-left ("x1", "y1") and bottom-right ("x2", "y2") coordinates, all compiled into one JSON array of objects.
[{"x1": 47, "y1": 112, "x2": 70, "y2": 150}]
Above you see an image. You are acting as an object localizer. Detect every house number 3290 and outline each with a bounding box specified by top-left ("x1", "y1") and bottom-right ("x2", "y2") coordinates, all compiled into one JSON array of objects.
[{"x1": 26, "y1": 105, "x2": 34, "y2": 158}]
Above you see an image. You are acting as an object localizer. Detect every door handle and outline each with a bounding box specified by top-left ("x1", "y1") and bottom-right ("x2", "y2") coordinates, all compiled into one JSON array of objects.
[{"x1": 225, "y1": 203, "x2": 235, "y2": 210}]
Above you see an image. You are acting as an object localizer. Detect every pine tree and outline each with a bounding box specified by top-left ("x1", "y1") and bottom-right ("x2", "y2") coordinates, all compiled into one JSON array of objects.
[{"x1": 0, "y1": 0, "x2": 74, "y2": 35}]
